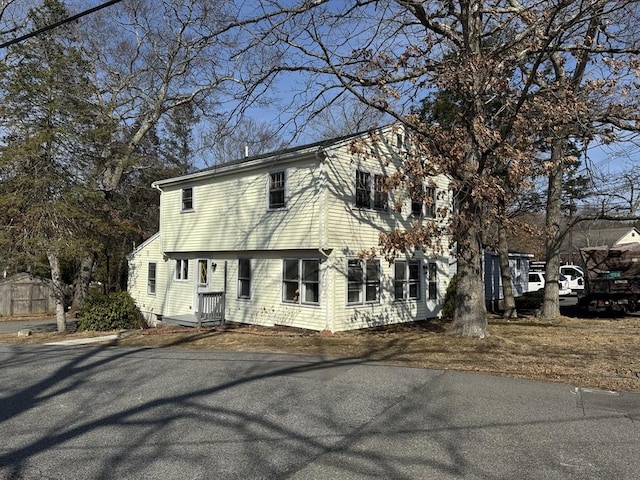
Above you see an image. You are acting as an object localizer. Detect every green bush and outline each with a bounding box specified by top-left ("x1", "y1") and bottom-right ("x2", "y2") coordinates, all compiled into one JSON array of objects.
[
  {"x1": 441, "y1": 274, "x2": 457, "y2": 320},
  {"x1": 78, "y1": 291, "x2": 146, "y2": 331}
]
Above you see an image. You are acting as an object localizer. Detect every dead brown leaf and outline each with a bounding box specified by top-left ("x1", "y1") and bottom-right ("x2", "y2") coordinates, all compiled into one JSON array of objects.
[{"x1": 1, "y1": 315, "x2": 638, "y2": 392}]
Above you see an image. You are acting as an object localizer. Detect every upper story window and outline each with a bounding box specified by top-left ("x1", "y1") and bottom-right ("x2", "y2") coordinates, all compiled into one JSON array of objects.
[
  {"x1": 347, "y1": 258, "x2": 380, "y2": 305},
  {"x1": 175, "y1": 259, "x2": 189, "y2": 281},
  {"x1": 411, "y1": 186, "x2": 436, "y2": 218},
  {"x1": 282, "y1": 258, "x2": 320, "y2": 305},
  {"x1": 238, "y1": 258, "x2": 251, "y2": 299},
  {"x1": 373, "y1": 175, "x2": 388, "y2": 210},
  {"x1": 355, "y1": 170, "x2": 371, "y2": 208},
  {"x1": 181, "y1": 187, "x2": 193, "y2": 211},
  {"x1": 269, "y1": 171, "x2": 286, "y2": 209},
  {"x1": 355, "y1": 169, "x2": 388, "y2": 211},
  {"x1": 394, "y1": 260, "x2": 420, "y2": 300}
]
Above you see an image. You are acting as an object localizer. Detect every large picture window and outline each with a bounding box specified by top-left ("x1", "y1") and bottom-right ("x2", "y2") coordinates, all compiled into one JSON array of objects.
[
  {"x1": 181, "y1": 187, "x2": 193, "y2": 211},
  {"x1": 394, "y1": 260, "x2": 420, "y2": 300},
  {"x1": 269, "y1": 171, "x2": 286, "y2": 209},
  {"x1": 147, "y1": 263, "x2": 156, "y2": 295},
  {"x1": 238, "y1": 258, "x2": 251, "y2": 299},
  {"x1": 347, "y1": 259, "x2": 380, "y2": 305},
  {"x1": 282, "y1": 259, "x2": 320, "y2": 305},
  {"x1": 175, "y1": 259, "x2": 188, "y2": 281}
]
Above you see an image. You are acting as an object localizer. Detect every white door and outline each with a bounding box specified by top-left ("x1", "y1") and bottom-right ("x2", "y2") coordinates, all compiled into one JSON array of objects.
[{"x1": 193, "y1": 259, "x2": 211, "y2": 315}]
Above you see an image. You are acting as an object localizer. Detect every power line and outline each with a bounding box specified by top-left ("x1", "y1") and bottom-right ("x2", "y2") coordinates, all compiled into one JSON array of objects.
[{"x1": 0, "y1": 0, "x2": 124, "y2": 49}]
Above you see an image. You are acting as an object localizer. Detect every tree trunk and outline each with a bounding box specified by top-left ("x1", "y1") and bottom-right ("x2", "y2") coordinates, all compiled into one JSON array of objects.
[
  {"x1": 498, "y1": 223, "x2": 517, "y2": 319},
  {"x1": 71, "y1": 254, "x2": 95, "y2": 311},
  {"x1": 47, "y1": 250, "x2": 67, "y2": 333},
  {"x1": 449, "y1": 220, "x2": 488, "y2": 338},
  {"x1": 541, "y1": 138, "x2": 566, "y2": 319}
]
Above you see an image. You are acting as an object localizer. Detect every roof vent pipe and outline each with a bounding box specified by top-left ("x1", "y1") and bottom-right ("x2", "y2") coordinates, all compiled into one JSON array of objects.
[{"x1": 244, "y1": 145, "x2": 249, "y2": 158}]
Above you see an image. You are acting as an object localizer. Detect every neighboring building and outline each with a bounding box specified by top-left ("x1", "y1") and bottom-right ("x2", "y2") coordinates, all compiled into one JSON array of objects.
[
  {"x1": 562, "y1": 225, "x2": 640, "y2": 263},
  {"x1": 128, "y1": 126, "x2": 452, "y2": 332},
  {"x1": 613, "y1": 227, "x2": 640, "y2": 245},
  {"x1": 483, "y1": 250, "x2": 533, "y2": 312}
]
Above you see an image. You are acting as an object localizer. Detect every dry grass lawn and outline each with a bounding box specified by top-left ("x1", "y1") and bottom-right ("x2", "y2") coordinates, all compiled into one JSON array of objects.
[{"x1": 3, "y1": 313, "x2": 639, "y2": 393}]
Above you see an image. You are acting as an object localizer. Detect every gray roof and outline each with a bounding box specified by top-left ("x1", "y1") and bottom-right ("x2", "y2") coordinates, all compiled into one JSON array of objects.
[{"x1": 152, "y1": 125, "x2": 396, "y2": 188}]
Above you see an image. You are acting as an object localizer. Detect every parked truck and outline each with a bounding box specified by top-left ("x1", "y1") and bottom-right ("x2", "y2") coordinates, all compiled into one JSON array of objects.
[{"x1": 578, "y1": 243, "x2": 640, "y2": 313}]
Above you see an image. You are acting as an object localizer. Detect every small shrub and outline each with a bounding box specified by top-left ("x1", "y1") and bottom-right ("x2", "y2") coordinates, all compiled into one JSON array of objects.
[
  {"x1": 78, "y1": 291, "x2": 146, "y2": 331},
  {"x1": 441, "y1": 274, "x2": 457, "y2": 320},
  {"x1": 514, "y1": 290, "x2": 544, "y2": 311}
]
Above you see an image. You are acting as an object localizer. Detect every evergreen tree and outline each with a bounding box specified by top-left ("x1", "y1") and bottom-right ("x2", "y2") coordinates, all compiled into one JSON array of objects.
[{"x1": 0, "y1": 0, "x2": 106, "y2": 331}]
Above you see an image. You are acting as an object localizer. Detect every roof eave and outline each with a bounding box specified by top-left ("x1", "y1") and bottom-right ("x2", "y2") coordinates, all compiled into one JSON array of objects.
[{"x1": 152, "y1": 146, "x2": 323, "y2": 189}]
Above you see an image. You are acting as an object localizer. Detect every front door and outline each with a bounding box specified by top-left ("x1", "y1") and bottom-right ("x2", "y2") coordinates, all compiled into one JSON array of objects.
[{"x1": 193, "y1": 259, "x2": 211, "y2": 315}]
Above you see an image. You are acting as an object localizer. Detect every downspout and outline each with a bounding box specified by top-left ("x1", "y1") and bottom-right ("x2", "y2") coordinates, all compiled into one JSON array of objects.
[
  {"x1": 316, "y1": 148, "x2": 332, "y2": 332},
  {"x1": 152, "y1": 182, "x2": 164, "y2": 255}
]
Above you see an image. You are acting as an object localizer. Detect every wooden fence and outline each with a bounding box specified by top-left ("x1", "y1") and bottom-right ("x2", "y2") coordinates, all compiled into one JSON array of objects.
[{"x1": 0, "y1": 274, "x2": 54, "y2": 317}]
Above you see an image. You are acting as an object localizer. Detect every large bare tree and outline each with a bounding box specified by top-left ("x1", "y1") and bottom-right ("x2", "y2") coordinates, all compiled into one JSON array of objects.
[
  {"x1": 64, "y1": 0, "x2": 278, "y2": 306},
  {"x1": 240, "y1": 0, "x2": 640, "y2": 336}
]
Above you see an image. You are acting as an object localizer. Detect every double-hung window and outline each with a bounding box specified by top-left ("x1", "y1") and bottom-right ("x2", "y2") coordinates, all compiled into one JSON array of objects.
[
  {"x1": 175, "y1": 259, "x2": 188, "y2": 281},
  {"x1": 394, "y1": 260, "x2": 420, "y2": 300},
  {"x1": 182, "y1": 187, "x2": 193, "y2": 211},
  {"x1": 269, "y1": 171, "x2": 286, "y2": 209},
  {"x1": 238, "y1": 259, "x2": 251, "y2": 299},
  {"x1": 355, "y1": 169, "x2": 388, "y2": 211},
  {"x1": 373, "y1": 175, "x2": 388, "y2": 210},
  {"x1": 411, "y1": 186, "x2": 436, "y2": 218},
  {"x1": 147, "y1": 263, "x2": 157, "y2": 295},
  {"x1": 282, "y1": 259, "x2": 320, "y2": 305},
  {"x1": 355, "y1": 170, "x2": 371, "y2": 208},
  {"x1": 347, "y1": 259, "x2": 380, "y2": 305}
]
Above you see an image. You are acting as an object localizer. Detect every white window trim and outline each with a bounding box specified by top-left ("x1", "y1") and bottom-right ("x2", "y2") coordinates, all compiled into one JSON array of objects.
[
  {"x1": 147, "y1": 262, "x2": 157, "y2": 296},
  {"x1": 267, "y1": 170, "x2": 287, "y2": 210},
  {"x1": 354, "y1": 168, "x2": 389, "y2": 212},
  {"x1": 175, "y1": 259, "x2": 189, "y2": 281},
  {"x1": 197, "y1": 259, "x2": 208, "y2": 287},
  {"x1": 427, "y1": 261, "x2": 438, "y2": 300},
  {"x1": 394, "y1": 260, "x2": 421, "y2": 301},
  {"x1": 237, "y1": 258, "x2": 251, "y2": 300},
  {"x1": 411, "y1": 185, "x2": 436, "y2": 218},
  {"x1": 282, "y1": 258, "x2": 321, "y2": 306},
  {"x1": 181, "y1": 187, "x2": 194, "y2": 212},
  {"x1": 346, "y1": 258, "x2": 381, "y2": 306}
]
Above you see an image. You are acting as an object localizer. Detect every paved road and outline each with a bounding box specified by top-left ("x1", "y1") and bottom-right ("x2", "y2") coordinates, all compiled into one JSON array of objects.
[
  {"x1": 0, "y1": 344, "x2": 638, "y2": 479},
  {"x1": 0, "y1": 317, "x2": 65, "y2": 334}
]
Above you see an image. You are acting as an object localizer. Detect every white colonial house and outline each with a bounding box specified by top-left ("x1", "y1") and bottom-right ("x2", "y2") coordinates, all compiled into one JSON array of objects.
[{"x1": 127, "y1": 126, "x2": 452, "y2": 332}]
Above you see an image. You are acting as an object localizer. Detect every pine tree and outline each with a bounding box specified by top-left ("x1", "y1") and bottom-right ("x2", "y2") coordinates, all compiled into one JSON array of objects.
[{"x1": 0, "y1": 0, "x2": 106, "y2": 331}]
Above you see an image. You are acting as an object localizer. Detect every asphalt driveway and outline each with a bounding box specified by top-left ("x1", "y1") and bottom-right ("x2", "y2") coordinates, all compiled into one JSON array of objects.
[{"x1": 0, "y1": 343, "x2": 638, "y2": 479}]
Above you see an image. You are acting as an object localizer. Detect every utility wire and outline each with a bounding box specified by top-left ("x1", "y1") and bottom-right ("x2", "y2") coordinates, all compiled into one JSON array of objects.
[{"x1": 0, "y1": 0, "x2": 124, "y2": 49}]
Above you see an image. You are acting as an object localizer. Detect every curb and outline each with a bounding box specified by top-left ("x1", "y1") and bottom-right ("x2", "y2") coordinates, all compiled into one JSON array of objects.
[{"x1": 44, "y1": 334, "x2": 122, "y2": 346}]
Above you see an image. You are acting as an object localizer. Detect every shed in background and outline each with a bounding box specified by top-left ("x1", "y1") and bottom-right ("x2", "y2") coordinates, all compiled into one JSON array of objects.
[
  {"x1": 0, "y1": 273, "x2": 54, "y2": 317},
  {"x1": 484, "y1": 250, "x2": 533, "y2": 312}
]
